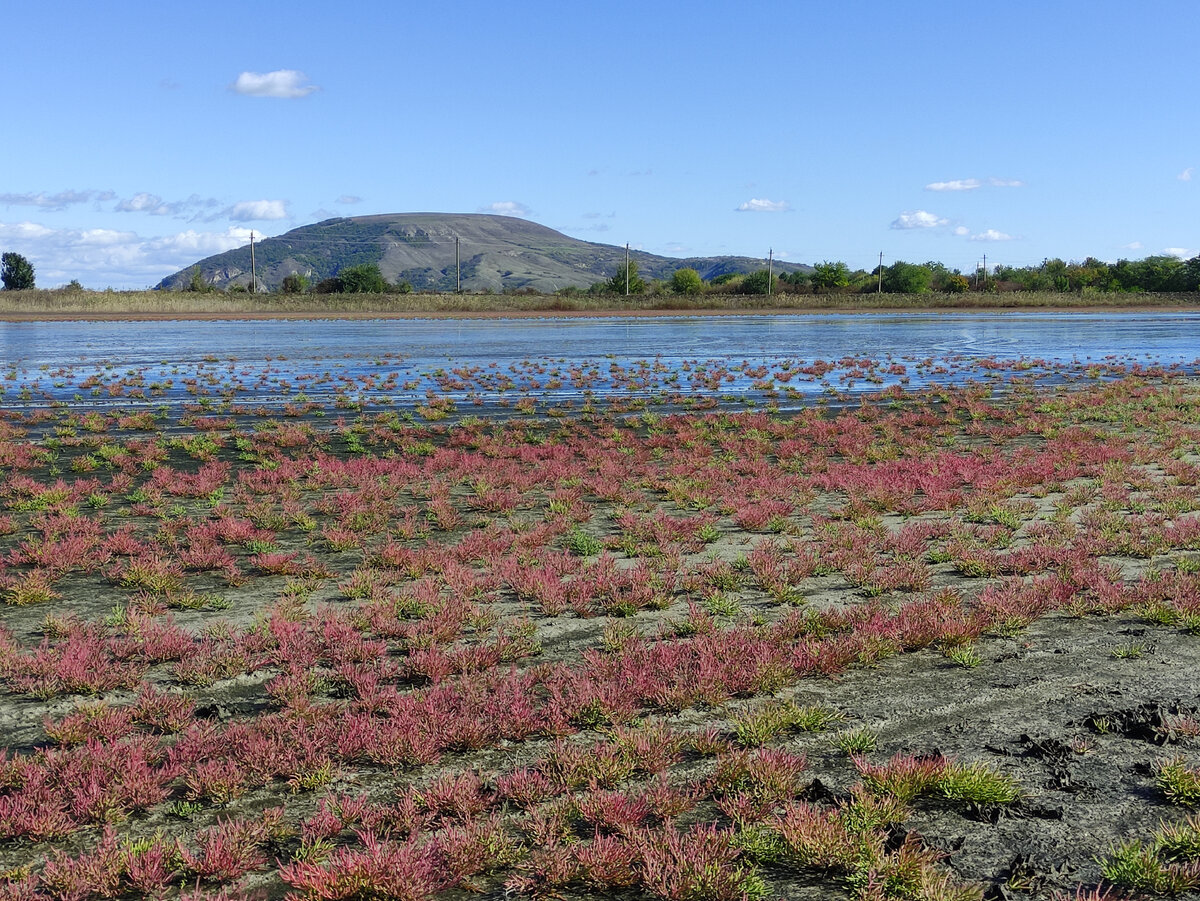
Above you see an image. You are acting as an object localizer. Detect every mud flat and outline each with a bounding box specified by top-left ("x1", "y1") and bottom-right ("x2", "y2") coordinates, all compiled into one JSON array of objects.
[{"x1": 2, "y1": 369, "x2": 1200, "y2": 900}]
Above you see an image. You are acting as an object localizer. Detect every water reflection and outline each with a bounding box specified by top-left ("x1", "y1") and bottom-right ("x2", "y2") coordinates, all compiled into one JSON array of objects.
[{"x1": 1, "y1": 311, "x2": 1197, "y2": 415}]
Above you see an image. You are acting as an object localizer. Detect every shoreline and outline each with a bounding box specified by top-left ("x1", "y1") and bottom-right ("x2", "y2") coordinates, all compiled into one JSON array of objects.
[{"x1": 1, "y1": 302, "x2": 1197, "y2": 323}]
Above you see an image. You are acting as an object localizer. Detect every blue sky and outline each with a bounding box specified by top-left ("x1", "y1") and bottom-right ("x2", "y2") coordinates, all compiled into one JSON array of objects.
[{"x1": 2, "y1": 0, "x2": 1197, "y2": 289}]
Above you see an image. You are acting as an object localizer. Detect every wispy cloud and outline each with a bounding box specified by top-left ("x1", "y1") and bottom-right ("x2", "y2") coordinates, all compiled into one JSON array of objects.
[
  {"x1": 1123, "y1": 241, "x2": 1144, "y2": 251},
  {"x1": 112, "y1": 193, "x2": 223, "y2": 219},
  {"x1": 115, "y1": 193, "x2": 168, "y2": 214},
  {"x1": 925, "y1": 177, "x2": 1024, "y2": 191},
  {"x1": 0, "y1": 220, "x2": 260, "y2": 288},
  {"x1": 969, "y1": 229, "x2": 1016, "y2": 242},
  {"x1": 736, "y1": 198, "x2": 789, "y2": 212},
  {"x1": 478, "y1": 201, "x2": 531, "y2": 217},
  {"x1": 1164, "y1": 246, "x2": 1198, "y2": 259},
  {"x1": 890, "y1": 210, "x2": 948, "y2": 229},
  {"x1": 1178, "y1": 167, "x2": 1194, "y2": 182},
  {"x1": 227, "y1": 200, "x2": 289, "y2": 221},
  {"x1": 925, "y1": 179, "x2": 981, "y2": 192},
  {"x1": 231, "y1": 69, "x2": 319, "y2": 99},
  {"x1": 0, "y1": 190, "x2": 114, "y2": 211},
  {"x1": 336, "y1": 195, "x2": 362, "y2": 205}
]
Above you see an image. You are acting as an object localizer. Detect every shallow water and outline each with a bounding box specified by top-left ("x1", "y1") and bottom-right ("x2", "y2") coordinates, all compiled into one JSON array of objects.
[{"x1": 1, "y1": 311, "x2": 1198, "y2": 413}]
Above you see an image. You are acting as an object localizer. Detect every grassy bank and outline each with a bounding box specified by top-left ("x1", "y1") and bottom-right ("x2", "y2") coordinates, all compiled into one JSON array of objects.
[{"x1": 1, "y1": 288, "x2": 1199, "y2": 319}]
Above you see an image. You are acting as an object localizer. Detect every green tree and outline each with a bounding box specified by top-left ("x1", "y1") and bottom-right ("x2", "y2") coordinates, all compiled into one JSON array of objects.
[
  {"x1": 186, "y1": 266, "x2": 210, "y2": 293},
  {"x1": 1183, "y1": 256, "x2": 1200, "y2": 292},
  {"x1": 2, "y1": 253, "x2": 35, "y2": 290},
  {"x1": 882, "y1": 260, "x2": 933, "y2": 294},
  {"x1": 1135, "y1": 255, "x2": 1186, "y2": 292},
  {"x1": 608, "y1": 259, "x2": 645, "y2": 295},
  {"x1": 810, "y1": 260, "x2": 850, "y2": 292},
  {"x1": 740, "y1": 269, "x2": 775, "y2": 295},
  {"x1": 779, "y1": 270, "x2": 809, "y2": 290},
  {"x1": 670, "y1": 267, "x2": 703, "y2": 295},
  {"x1": 944, "y1": 274, "x2": 969, "y2": 294},
  {"x1": 338, "y1": 263, "x2": 388, "y2": 293}
]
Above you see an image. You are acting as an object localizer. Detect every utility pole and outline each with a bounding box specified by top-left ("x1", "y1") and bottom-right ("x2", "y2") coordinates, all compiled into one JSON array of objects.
[
  {"x1": 249, "y1": 232, "x2": 256, "y2": 294},
  {"x1": 625, "y1": 243, "x2": 630, "y2": 296},
  {"x1": 982, "y1": 253, "x2": 987, "y2": 290},
  {"x1": 455, "y1": 236, "x2": 461, "y2": 294},
  {"x1": 767, "y1": 248, "x2": 773, "y2": 295},
  {"x1": 877, "y1": 251, "x2": 884, "y2": 294}
]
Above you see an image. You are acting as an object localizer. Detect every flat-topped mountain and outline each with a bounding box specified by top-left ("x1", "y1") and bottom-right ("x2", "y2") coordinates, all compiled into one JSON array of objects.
[{"x1": 155, "y1": 213, "x2": 808, "y2": 293}]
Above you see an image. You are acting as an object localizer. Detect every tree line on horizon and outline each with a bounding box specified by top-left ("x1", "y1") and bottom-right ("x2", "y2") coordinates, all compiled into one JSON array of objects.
[{"x1": 4, "y1": 250, "x2": 1200, "y2": 295}]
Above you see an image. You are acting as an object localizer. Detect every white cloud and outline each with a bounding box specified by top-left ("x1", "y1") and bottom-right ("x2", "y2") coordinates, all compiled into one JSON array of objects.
[
  {"x1": 478, "y1": 201, "x2": 531, "y2": 217},
  {"x1": 925, "y1": 179, "x2": 981, "y2": 192},
  {"x1": 1164, "y1": 247, "x2": 1198, "y2": 259},
  {"x1": 227, "y1": 200, "x2": 289, "y2": 221},
  {"x1": 1123, "y1": 241, "x2": 1144, "y2": 251},
  {"x1": 1178, "y1": 167, "x2": 1194, "y2": 182},
  {"x1": 151, "y1": 227, "x2": 257, "y2": 255},
  {"x1": 953, "y1": 225, "x2": 970, "y2": 236},
  {"x1": 890, "y1": 210, "x2": 948, "y2": 229},
  {"x1": 736, "y1": 198, "x2": 789, "y2": 212},
  {"x1": 0, "y1": 220, "x2": 260, "y2": 288},
  {"x1": 115, "y1": 192, "x2": 167, "y2": 214},
  {"x1": 0, "y1": 190, "x2": 107, "y2": 211},
  {"x1": 969, "y1": 229, "x2": 1015, "y2": 242},
  {"x1": 113, "y1": 193, "x2": 222, "y2": 219},
  {"x1": 925, "y1": 177, "x2": 1024, "y2": 191},
  {"x1": 76, "y1": 228, "x2": 139, "y2": 246},
  {"x1": 0, "y1": 221, "x2": 55, "y2": 240},
  {"x1": 231, "y1": 69, "x2": 318, "y2": 98},
  {"x1": 336, "y1": 195, "x2": 362, "y2": 205}
]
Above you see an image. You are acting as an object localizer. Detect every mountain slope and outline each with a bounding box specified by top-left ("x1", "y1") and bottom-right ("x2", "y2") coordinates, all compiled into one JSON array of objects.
[{"x1": 155, "y1": 213, "x2": 809, "y2": 292}]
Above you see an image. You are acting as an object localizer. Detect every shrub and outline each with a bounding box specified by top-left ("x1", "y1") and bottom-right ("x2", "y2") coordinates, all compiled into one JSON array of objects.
[
  {"x1": 337, "y1": 262, "x2": 388, "y2": 293},
  {"x1": 740, "y1": 270, "x2": 775, "y2": 295},
  {"x1": 281, "y1": 273, "x2": 310, "y2": 294}
]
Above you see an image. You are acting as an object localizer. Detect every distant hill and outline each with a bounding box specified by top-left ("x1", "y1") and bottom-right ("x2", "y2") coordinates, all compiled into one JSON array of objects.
[{"x1": 155, "y1": 213, "x2": 810, "y2": 293}]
